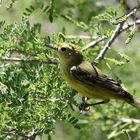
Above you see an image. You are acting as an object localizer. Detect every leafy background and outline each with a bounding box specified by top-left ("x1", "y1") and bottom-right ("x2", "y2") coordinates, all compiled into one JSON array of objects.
[{"x1": 0, "y1": 0, "x2": 140, "y2": 140}]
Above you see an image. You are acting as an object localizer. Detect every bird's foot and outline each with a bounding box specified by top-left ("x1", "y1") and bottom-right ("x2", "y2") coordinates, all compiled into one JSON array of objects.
[
  {"x1": 79, "y1": 99, "x2": 110, "y2": 112},
  {"x1": 79, "y1": 102, "x2": 90, "y2": 112}
]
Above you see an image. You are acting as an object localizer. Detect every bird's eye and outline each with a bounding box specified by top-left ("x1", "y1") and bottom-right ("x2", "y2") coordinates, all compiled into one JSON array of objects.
[{"x1": 61, "y1": 47, "x2": 67, "y2": 52}]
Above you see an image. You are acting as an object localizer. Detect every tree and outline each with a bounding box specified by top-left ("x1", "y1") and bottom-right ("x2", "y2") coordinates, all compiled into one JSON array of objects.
[{"x1": 0, "y1": 0, "x2": 140, "y2": 140}]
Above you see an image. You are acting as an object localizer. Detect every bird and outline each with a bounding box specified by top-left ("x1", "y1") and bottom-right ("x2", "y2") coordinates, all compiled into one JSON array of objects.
[{"x1": 47, "y1": 43, "x2": 140, "y2": 111}]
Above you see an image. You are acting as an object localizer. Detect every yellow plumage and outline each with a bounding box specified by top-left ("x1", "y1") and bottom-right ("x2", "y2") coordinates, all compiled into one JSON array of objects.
[{"x1": 47, "y1": 43, "x2": 140, "y2": 110}]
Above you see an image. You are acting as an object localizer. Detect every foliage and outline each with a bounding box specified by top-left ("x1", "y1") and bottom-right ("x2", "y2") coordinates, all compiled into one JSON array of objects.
[{"x1": 0, "y1": 0, "x2": 140, "y2": 140}]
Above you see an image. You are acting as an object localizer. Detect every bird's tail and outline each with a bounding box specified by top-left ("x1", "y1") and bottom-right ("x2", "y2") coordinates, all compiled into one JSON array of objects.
[{"x1": 129, "y1": 100, "x2": 140, "y2": 111}]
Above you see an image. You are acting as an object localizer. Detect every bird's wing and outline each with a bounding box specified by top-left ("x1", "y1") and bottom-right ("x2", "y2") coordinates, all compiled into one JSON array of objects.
[{"x1": 70, "y1": 65, "x2": 132, "y2": 99}]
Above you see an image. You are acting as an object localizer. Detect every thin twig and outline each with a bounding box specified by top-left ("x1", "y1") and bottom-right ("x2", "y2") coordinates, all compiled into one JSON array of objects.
[
  {"x1": 65, "y1": 35, "x2": 93, "y2": 39},
  {"x1": 82, "y1": 36, "x2": 105, "y2": 51},
  {"x1": 0, "y1": 57, "x2": 57, "y2": 64},
  {"x1": 3, "y1": 130, "x2": 28, "y2": 139},
  {"x1": 120, "y1": 19, "x2": 140, "y2": 32},
  {"x1": 84, "y1": 21, "x2": 140, "y2": 52},
  {"x1": 95, "y1": 22, "x2": 124, "y2": 60},
  {"x1": 95, "y1": 5, "x2": 140, "y2": 61},
  {"x1": 123, "y1": 130, "x2": 132, "y2": 140},
  {"x1": 82, "y1": 19, "x2": 140, "y2": 51},
  {"x1": 104, "y1": 117, "x2": 140, "y2": 124},
  {"x1": 120, "y1": 0, "x2": 140, "y2": 20},
  {"x1": 77, "y1": 117, "x2": 140, "y2": 125},
  {"x1": 3, "y1": 130, "x2": 37, "y2": 140},
  {"x1": 35, "y1": 98, "x2": 62, "y2": 102}
]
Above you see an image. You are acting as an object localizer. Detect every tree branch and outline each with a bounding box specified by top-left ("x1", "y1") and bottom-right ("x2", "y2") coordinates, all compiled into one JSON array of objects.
[
  {"x1": 104, "y1": 116, "x2": 140, "y2": 124},
  {"x1": 82, "y1": 19, "x2": 140, "y2": 51},
  {"x1": 119, "y1": 0, "x2": 140, "y2": 20},
  {"x1": 3, "y1": 130, "x2": 27, "y2": 139},
  {"x1": 65, "y1": 35, "x2": 93, "y2": 40},
  {"x1": 2, "y1": 130, "x2": 37, "y2": 140},
  {"x1": 95, "y1": 23, "x2": 124, "y2": 61},
  {"x1": 0, "y1": 57, "x2": 57, "y2": 64},
  {"x1": 82, "y1": 36, "x2": 105, "y2": 51},
  {"x1": 120, "y1": 19, "x2": 140, "y2": 32},
  {"x1": 77, "y1": 117, "x2": 140, "y2": 125},
  {"x1": 95, "y1": 5, "x2": 140, "y2": 61}
]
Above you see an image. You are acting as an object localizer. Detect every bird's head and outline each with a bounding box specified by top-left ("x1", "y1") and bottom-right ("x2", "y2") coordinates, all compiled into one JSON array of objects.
[{"x1": 47, "y1": 43, "x2": 84, "y2": 67}]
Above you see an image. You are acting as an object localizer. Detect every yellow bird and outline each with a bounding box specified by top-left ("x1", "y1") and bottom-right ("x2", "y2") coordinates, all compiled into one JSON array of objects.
[{"x1": 47, "y1": 43, "x2": 140, "y2": 110}]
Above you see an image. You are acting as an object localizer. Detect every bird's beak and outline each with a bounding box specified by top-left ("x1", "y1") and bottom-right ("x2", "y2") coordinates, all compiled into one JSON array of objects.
[{"x1": 46, "y1": 44, "x2": 58, "y2": 51}]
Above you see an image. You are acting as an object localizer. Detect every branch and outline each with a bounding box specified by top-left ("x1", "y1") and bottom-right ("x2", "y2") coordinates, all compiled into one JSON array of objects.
[
  {"x1": 3, "y1": 130, "x2": 27, "y2": 139},
  {"x1": 120, "y1": 19, "x2": 140, "y2": 32},
  {"x1": 120, "y1": 0, "x2": 140, "y2": 20},
  {"x1": 82, "y1": 19, "x2": 140, "y2": 51},
  {"x1": 95, "y1": 23, "x2": 124, "y2": 60},
  {"x1": 35, "y1": 98, "x2": 62, "y2": 102},
  {"x1": 0, "y1": 57, "x2": 57, "y2": 64},
  {"x1": 82, "y1": 36, "x2": 105, "y2": 51},
  {"x1": 65, "y1": 35, "x2": 93, "y2": 40},
  {"x1": 77, "y1": 117, "x2": 140, "y2": 125},
  {"x1": 104, "y1": 116, "x2": 140, "y2": 124},
  {"x1": 95, "y1": 5, "x2": 140, "y2": 61},
  {"x1": 2, "y1": 130, "x2": 37, "y2": 140}
]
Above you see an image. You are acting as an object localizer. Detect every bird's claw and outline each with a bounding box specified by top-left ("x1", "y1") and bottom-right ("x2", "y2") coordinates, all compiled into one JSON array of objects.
[{"x1": 79, "y1": 102, "x2": 90, "y2": 112}]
